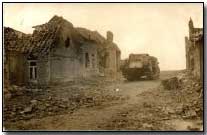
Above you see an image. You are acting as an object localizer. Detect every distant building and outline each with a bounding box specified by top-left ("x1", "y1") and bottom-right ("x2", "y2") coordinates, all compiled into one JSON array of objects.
[
  {"x1": 4, "y1": 15, "x2": 121, "y2": 86},
  {"x1": 185, "y1": 18, "x2": 203, "y2": 81}
]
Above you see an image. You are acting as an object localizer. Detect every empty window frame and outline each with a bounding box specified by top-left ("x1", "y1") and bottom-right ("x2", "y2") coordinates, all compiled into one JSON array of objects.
[
  {"x1": 65, "y1": 37, "x2": 71, "y2": 48},
  {"x1": 85, "y1": 53, "x2": 90, "y2": 68},
  {"x1": 29, "y1": 60, "x2": 37, "y2": 80}
]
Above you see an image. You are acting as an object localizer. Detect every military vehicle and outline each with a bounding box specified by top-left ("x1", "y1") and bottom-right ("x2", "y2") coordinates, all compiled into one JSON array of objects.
[{"x1": 121, "y1": 54, "x2": 160, "y2": 81}]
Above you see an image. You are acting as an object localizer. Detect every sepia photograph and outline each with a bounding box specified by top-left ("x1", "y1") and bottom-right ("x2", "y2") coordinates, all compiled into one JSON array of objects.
[{"x1": 2, "y1": 2, "x2": 204, "y2": 131}]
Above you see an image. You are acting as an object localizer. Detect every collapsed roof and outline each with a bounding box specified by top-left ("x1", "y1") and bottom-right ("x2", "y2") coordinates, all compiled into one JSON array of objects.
[
  {"x1": 4, "y1": 15, "x2": 120, "y2": 57},
  {"x1": 75, "y1": 27, "x2": 105, "y2": 44},
  {"x1": 4, "y1": 27, "x2": 31, "y2": 53}
]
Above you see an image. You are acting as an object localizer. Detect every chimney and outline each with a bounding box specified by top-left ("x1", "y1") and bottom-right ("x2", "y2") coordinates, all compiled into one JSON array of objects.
[{"x1": 107, "y1": 31, "x2": 113, "y2": 42}]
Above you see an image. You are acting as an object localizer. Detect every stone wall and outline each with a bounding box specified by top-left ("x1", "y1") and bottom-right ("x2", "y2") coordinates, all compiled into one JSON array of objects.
[
  {"x1": 50, "y1": 43, "x2": 81, "y2": 83},
  {"x1": 185, "y1": 18, "x2": 203, "y2": 81},
  {"x1": 104, "y1": 48, "x2": 121, "y2": 79},
  {"x1": 81, "y1": 43, "x2": 99, "y2": 77},
  {"x1": 103, "y1": 31, "x2": 121, "y2": 78},
  {"x1": 7, "y1": 51, "x2": 27, "y2": 85},
  {"x1": 185, "y1": 40, "x2": 203, "y2": 80},
  {"x1": 50, "y1": 40, "x2": 100, "y2": 83},
  {"x1": 37, "y1": 55, "x2": 50, "y2": 85}
]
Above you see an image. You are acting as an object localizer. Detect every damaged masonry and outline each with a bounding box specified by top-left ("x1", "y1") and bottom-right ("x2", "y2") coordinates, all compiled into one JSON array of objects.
[
  {"x1": 185, "y1": 18, "x2": 203, "y2": 81},
  {"x1": 4, "y1": 15, "x2": 121, "y2": 86}
]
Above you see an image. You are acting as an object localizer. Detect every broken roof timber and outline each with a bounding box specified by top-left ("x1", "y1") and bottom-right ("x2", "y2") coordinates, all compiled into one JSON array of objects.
[{"x1": 4, "y1": 15, "x2": 121, "y2": 57}]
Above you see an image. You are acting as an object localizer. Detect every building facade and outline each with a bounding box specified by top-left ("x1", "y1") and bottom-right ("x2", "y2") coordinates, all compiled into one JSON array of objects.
[{"x1": 4, "y1": 15, "x2": 121, "y2": 86}]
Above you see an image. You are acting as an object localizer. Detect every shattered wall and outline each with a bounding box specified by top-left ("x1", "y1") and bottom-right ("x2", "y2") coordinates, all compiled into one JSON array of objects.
[{"x1": 185, "y1": 18, "x2": 203, "y2": 81}]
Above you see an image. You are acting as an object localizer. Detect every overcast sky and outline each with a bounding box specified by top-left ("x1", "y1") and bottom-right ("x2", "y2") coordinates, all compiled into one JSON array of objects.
[{"x1": 3, "y1": 3, "x2": 203, "y2": 70}]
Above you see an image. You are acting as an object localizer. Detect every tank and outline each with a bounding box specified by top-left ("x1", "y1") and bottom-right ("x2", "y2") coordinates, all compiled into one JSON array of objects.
[{"x1": 121, "y1": 54, "x2": 160, "y2": 81}]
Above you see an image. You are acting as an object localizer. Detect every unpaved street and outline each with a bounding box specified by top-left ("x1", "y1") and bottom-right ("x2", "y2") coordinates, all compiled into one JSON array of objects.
[
  {"x1": 4, "y1": 71, "x2": 202, "y2": 131},
  {"x1": 30, "y1": 80, "x2": 160, "y2": 130}
]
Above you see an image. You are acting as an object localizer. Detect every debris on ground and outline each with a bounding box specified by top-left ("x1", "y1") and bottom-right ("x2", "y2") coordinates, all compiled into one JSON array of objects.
[
  {"x1": 3, "y1": 70, "x2": 203, "y2": 131},
  {"x1": 161, "y1": 77, "x2": 180, "y2": 90},
  {"x1": 100, "y1": 70, "x2": 203, "y2": 131},
  {"x1": 3, "y1": 77, "x2": 126, "y2": 125}
]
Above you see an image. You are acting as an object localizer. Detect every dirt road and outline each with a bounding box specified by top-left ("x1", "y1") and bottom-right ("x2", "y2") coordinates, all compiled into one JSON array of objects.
[
  {"x1": 5, "y1": 79, "x2": 162, "y2": 130},
  {"x1": 42, "y1": 80, "x2": 161, "y2": 130}
]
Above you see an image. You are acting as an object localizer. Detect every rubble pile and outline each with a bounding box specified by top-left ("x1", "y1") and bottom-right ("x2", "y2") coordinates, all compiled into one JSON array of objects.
[
  {"x1": 100, "y1": 71, "x2": 203, "y2": 131},
  {"x1": 4, "y1": 85, "x2": 28, "y2": 99},
  {"x1": 161, "y1": 77, "x2": 180, "y2": 90},
  {"x1": 161, "y1": 71, "x2": 203, "y2": 120},
  {"x1": 4, "y1": 78, "x2": 126, "y2": 123},
  {"x1": 176, "y1": 73, "x2": 202, "y2": 119}
]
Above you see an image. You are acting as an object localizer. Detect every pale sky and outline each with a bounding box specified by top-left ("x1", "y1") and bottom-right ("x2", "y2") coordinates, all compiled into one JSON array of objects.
[{"x1": 3, "y1": 3, "x2": 203, "y2": 70}]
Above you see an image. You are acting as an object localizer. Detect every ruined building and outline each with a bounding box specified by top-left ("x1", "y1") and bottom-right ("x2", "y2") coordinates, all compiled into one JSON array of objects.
[
  {"x1": 4, "y1": 15, "x2": 121, "y2": 86},
  {"x1": 185, "y1": 18, "x2": 203, "y2": 81}
]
